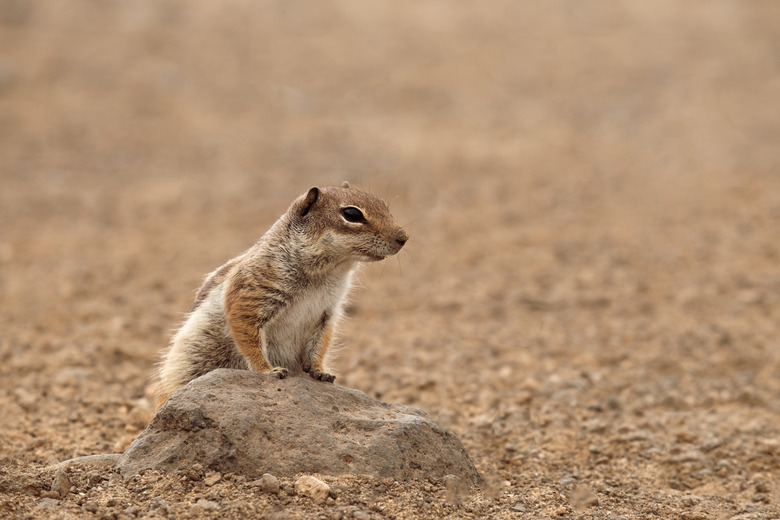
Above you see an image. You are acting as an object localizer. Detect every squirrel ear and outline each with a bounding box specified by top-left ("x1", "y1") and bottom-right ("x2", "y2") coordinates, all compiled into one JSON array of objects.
[
  {"x1": 299, "y1": 187, "x2": 320, "y2": 217},
  {"x1": 341, "y1": 181, "x2": 350, "y2": 189}
]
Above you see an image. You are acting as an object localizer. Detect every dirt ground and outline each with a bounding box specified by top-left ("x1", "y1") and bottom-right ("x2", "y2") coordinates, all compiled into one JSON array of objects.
[{"x1": 1, "y1": 1, "x2": 779, "y2": 519}]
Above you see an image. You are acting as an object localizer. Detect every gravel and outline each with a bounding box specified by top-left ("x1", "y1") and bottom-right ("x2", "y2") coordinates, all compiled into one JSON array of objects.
[{"x1": 1, "y1": 1, "x2": 779, "y2": 519}]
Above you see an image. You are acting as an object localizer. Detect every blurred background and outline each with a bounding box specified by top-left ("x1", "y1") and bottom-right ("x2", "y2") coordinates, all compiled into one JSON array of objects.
[{"x1": 1, "y1": 0, "x2": 779, "y2": 511}]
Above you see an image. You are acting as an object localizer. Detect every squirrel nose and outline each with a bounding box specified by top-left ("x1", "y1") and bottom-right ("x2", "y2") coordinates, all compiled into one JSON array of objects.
[{"x1": 395, "y1": 230, "x2": 409, "y2": 247}]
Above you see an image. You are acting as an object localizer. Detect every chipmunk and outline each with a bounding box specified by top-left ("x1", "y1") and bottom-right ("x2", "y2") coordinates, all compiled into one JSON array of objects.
[{"x1": 153, "y1": 182, "x2": 408, "y2": 412}]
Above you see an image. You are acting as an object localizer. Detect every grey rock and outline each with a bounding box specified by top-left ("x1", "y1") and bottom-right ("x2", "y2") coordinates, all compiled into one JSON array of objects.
[
  {"x1": 117, "y1": 369, "x2": 482, "y2": 486},
  {"x1": 254, "y1": 473, "x2": 280, "y2": 494},
  {"x1": 36, "y1": 498, "x2": 60, "y2": 509},
  {"x1": 51, "y1": 469, "x2": 71, "y2": 498}
]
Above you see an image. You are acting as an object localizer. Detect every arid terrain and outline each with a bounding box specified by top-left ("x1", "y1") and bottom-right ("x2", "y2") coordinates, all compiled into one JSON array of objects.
[{"x1": 1, "y1": 1, "x2": 779, "y2": 518}]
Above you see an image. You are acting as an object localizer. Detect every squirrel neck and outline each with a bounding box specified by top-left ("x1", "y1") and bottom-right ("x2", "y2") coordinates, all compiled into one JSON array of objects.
[{"x1": 262, "y1": 216, "x2": 357, "y2": 284}]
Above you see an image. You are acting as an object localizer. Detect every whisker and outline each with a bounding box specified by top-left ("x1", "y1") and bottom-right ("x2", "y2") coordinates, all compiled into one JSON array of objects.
[
  {"x1": 396, "y1": 254, "x2": 403, "y2": 277},
  {"x1": 402, "y1": 248, "x2": 417, "y2": 267}
]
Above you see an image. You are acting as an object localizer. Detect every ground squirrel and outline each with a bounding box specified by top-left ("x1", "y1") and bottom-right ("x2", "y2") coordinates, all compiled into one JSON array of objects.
[{"x1": 153, "y1": 182, "x2": 408, "y2": 412}]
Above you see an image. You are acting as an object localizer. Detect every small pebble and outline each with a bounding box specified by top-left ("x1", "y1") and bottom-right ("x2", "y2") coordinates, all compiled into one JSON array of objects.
[
  {"x1": 51, "y1": 468, "x2": 72, "y2": 498},
  {"x1": 151, "y1": 497, "x2": 172, "y2": 515},
  {"x1": 187, "y1": 463, "x2": 204, "y2": 481},
  {"x1": 37, "y1": 498, "x2": 60, "y2": 510},
  {"x1": 259, "y1": 473, "x2": 280, "y2": 494},
  {"x1": 204, "y1": 471, "x2": 222, "y2": 486},
  {"x1": 193, "y1": 498, "x2": 220, "y2": 512},
  {"x1": 295, "y1": 475, "x2": 331, "y2": 504},
  {"x1": 559, "y1": 473, "x2": 575, "y2": 486}
]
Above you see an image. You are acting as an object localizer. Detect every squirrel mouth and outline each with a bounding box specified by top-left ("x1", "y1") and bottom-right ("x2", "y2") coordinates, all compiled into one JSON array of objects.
[{"x1": 361, "y1": 252, "x2": 387, "y2": 262}]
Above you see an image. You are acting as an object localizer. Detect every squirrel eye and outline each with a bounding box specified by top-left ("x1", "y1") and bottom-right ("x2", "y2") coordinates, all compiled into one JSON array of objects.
[{"x1": 341, "y1": 207, "x2": 366, "y2": 223}]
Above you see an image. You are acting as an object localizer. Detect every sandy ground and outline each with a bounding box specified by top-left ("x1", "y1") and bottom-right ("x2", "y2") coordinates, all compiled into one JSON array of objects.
[{"x1": 1, "y1": 1, "x2": 779, "y2": 518}]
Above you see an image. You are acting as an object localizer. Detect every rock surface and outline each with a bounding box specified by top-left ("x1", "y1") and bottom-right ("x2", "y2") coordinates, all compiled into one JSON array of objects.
[{"x1": 116, "y1": 369, "x2": 482, "y2": 485}]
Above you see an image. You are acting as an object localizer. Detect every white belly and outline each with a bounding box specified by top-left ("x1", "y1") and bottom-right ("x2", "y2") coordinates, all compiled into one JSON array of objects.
[{"x1": 263, "y1": 272, "x2": 352, "y2": 370}]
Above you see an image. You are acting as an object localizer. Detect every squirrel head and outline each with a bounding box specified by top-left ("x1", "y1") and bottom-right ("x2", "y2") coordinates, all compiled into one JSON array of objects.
[{"x1": 290, "y1": 182, "x2": 408, "y2": 263}]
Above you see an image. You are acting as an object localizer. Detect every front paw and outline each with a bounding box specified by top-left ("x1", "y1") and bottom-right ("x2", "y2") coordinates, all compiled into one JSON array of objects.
[
  {"x1": 270, "y1": 367, "x2": 289, "y2": 379},
  {"x1": 307, "y1": 368, "x2": 335, "y2": 383}
]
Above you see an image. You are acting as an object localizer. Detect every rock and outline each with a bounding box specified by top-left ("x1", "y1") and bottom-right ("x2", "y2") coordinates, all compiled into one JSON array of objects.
[
  {"x1": 83, "y1": 501, "x2": 99, "y2": 513},
  {"x1": 295, "y1": 475, "x2": 330, "y2": 504},
  {"x1": 117, "y1": 369, "x2": 482, "y2": 485},
  {"x1": 193, "y1": 499, "x2": 220, "y2": 512},
  {"x1": 253, "y1": 473, "x2": 280, "y2": 494},
  {"x1": 51, "y1": 468, "x2": 72, "y2": 498},
  {"x1": 183, "y1": 463, "x2": 205, "y2": 482},
  {"x1": 203, "y1": 472, "x2": 221, "y2": 486},
  {"x1": 559, "y1": 473, "x2": 576, "y2": 486},
  {"x1": 36, "y1": 498, "x2": 60, "y2": 509},
  {"x1": 151, "y1": 497, "x2": 172, "y2": 515}
]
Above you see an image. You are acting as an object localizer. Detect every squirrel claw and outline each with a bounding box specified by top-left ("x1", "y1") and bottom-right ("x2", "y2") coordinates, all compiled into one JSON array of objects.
[
  {"x1": 270, "y1": 367, "x2": 289, "y2": 379},
  {"x1": 307, "y1": 369, "x2": 335, "y2": 383}
]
